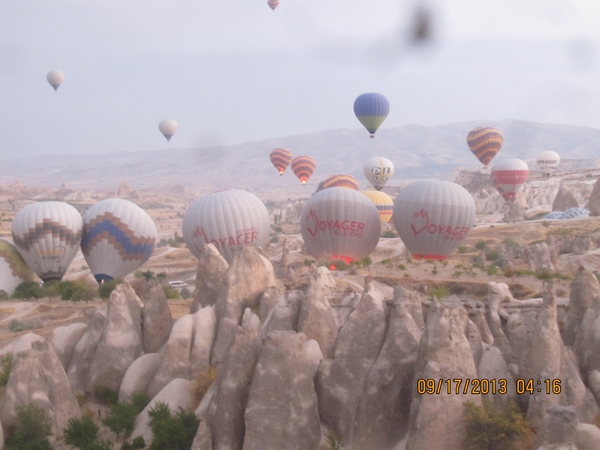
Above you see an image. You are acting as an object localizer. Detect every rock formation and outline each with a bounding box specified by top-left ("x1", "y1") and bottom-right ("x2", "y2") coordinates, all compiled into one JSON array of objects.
[
  {"x1": 119, "y1": 353, "x2": 161, "y2": 402},
  {"x1": 142, "y1": 283, "x2": 173, "y2": 353},
  {"x1": 586, "y1": 176, "x2": 600, "y2": 216},
  {"x1": 50, "y1": 323, "x2": 88, "y2": 370},
  {"x1": 553, "y1": 184, "x2": 579, "y2": 211},
  {"x1": 565, "y1": 267, "x2": 600, "y2": 346},
  {"x1": 191, "y1": 243, "x2": 229, "y2": 313}
]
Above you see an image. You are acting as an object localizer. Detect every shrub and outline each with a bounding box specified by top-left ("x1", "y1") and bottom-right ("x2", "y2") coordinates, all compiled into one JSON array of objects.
[
  {"x1": 148, "y1": 402, "x2": 199, "y2": 450},
  {"x1": 162, "y1": 285, "x2": 180, "y2": 299},
  {"x1": 484, "y1": 250, "x2": 500, "y2": 261},
  {"x1": 502, "y1": 238, "x2": 520, "y2": 251},
  {"x1": 0, "y1": 353, "x2": 13, "y2": 386},
  {"x1": 93, "y1": 385, "x2": 119, "y2": 405},
  {"x1": 381, "y1": 230, "x2": 398, "y2": 238},
  {"x1": 12, "y1": 281, "x2": 44, "y2": 300},
  {"x1": 328, "y1": 259, "x2": 349, "y2": 271},
  {"x1": 0, "y1": 289, "x2": 8, "y2": 299},
  {"x1": 5, "y1": 403, "x2": 53, "y2": 450},
  {"x1": 8, "y1": 319, "x2": 39, "y2": 332},
  {"x1": 57, "y1": 279, "x2": 96, "y2": 302},
  {"x1": 130, "y1": 390, "x2": 151, "y2": 413},
  {"x1": 464, "y1": 400, "x2": 532, "y2": 450},
  {"x1": 325, "y1": 431, "x2": 343, "y2": 450},
  {"x1": 457, "y1": 245, "x2": 469, "y2": 254},
  {"x1": 270, "y1": 236, "x2": 279, "y2": 244},
  {"x1": 192, "y1": 367, "x2": 217, "y2": 409},
  {"x1": 140, "y1": 270, "x2": 155, "y2": 281},
  {"x1": 426, "y1": 285, "x2": 449, "y2": 299},
  {"x1": 99, "y1": 279, "x2": 122, "y2": 299},
  {"x1": 397, "y1": 264, "x2": 406, "y2": 270},
  {"x1": 474, "y1": 241, "x2": 487, "y2": 250},
  {"x1": 103, "y1": 401, "x2": 139, "y2": 438},
  {"x1": 122, "y1": 436, "x2": 146, "y2": 449},
  {"x1": 180, "y1": 287, "x2": 192, "y2": 299},
  {"x1": 64, "y1": 414, "x2": 99, "y2": 449},
  {"x1": 541, "y1": 220, "x2": 551, "y2": 228}
]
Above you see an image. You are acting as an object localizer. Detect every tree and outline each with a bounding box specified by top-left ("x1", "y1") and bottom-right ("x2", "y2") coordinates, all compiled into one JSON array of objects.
[
  {"x1": 64, "y1": 414, "x2": 99, "y2": 449},
  {"x1": 140, "y1": 270, "x2": 155, "y2": 281},
  {"x1": 12, "y1": 281, "x2": 44, "y2": 300},
  {"x1": 148, "y1": 402, "x2": 199, "y2": 450},
  {"x1": 130, "y1": 390, "x2": 151, "y2": 413},
  {"x1": 5, "y1": 403, "x2": 53, "y2": 450},
  {"x1": 99, "y1": 279, "x2": 122, "y2": 299},
  {"x1": 102, "y1": 402, "x2": 139, "y2": 438}
]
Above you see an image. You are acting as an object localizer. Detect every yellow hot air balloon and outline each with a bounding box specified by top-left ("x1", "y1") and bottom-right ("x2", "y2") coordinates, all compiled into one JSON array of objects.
[
  {"x1": 467, "y1": 127, "x2": 503, "y2": 166},
  {"x1": 361, "y1": 190, "x2": 394, "y2": 223},
  {"x1": 291, "y1": 156, "x2": 316, "y2": 185}
]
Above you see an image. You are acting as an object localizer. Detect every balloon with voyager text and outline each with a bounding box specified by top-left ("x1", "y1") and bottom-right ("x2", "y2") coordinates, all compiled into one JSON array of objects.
[{"x1": 182, "y1": 189, "x2": 270, "y2": 263}]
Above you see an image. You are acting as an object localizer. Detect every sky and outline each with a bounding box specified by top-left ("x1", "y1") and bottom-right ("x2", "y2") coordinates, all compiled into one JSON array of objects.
[{"x1": 1, "y1": 0, "x2": 600, "y2": 160}]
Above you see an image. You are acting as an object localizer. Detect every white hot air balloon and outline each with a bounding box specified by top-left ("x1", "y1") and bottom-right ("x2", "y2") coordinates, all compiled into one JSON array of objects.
[
  {"x1": 300, "y1": 187, "x2": 381, "y2": 264},
  {"x1": 0, "y1": 239, "x2": 35, "y2": 296},
  {"x1": 393, "y1": 180, "x2": 475, "y2": 260},
  {"x1": 47, "y1": 70, "x2": 65, "y2": 91},
  {"x1": 490, "y1": 158, "x2": 529, "y2": 202},
  {"x1": 363, "y1": 156, "x2": 394, "y2": 191},
  {"x1": 268, "y1": 0, "x2": 279, "y2": 10},
  {"x1": 11, "y1": 201, "x2": 83, "y2": 282},
  {"x1": 82, "y1": 198, "x2": 157, "y2": 283},
  {"x1": 536, "y1": 151, "x2": 560, "y2": 177},
  {"x1": 159, "y1": 119, "x2": 178, "y2": 142},
  {"x1": 182, "y1": 189, "x2": 270, "y2": 263}
]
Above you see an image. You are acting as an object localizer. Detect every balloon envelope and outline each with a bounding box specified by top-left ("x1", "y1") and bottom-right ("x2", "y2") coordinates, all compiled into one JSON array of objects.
[
  {"x1": 159, "y1": 119, "x2": 178, "y2": 142},
  {"x1": 47, "y1": 70, "x2": 64, "y2": 91},
  {"x1": 361, "y1": 190, "x2": 394, "y2": 223},
  {"x1": 467, "y1": 127, "x2": 503, "y2": 166},
  {"x1": 491, "y1": 159, "x2": 529, "y2": 202},
  {"x1": 300, "y1": 187, "x2": 381, "y2": 263},
  {"x1": 182, "y1": 189, "x2": 270, "y2": 263},
  {"x1": 363, "y1": 156, "x2": 394, "y2": 190},
  {"x1": 82, "y1": 199, "x2": 157, "y2": 283},
  {"x1": 316, "y1": 174, "x2": 359, "y2": 192},
  {"x1": 11, "y1": 201, "x2": 83, "y2": 282},
  {"x1": 291, "y1": 156, "x2": 316, "y2": 184},
  {"x1": 536, "y1": 151, "x2": 560, "y2": 176},
  {"x1": 354, "y1": 93, "x2": 390, "y2": 138},
  {"x1": 0, "y1": 239, "x2": 35, "y2": 295},
  {"x1": 270, "y1": 148, "x2": 293, "y2": 175},
  {"x1": 268, "y1": 0, "x2": 279, "y2": 10},
  {"x1": 393, "y1": 180, "x2": 475, "y2": 260}
]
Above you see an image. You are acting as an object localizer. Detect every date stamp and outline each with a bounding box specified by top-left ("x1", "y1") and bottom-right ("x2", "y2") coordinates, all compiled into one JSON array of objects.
[{"x1": 416, "y1": 378, "x2": 561, "y2": 395}]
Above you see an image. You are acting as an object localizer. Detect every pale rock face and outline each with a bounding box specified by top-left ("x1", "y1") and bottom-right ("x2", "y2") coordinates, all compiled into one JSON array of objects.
[
  {"x1": 468, "y1": 306, "x2": 494, "y2": 345},
  {"x1": 486, "y1": 282, "x2": 513, "y2": 365},
  {"x1": 88, "y1": 282, "x2": 144, "y2": 392},
  {"x1": 142, "y1": 283, "x2": 173, "y2": 353},
  {"x1": 352, "y1": 300, "x2": 421, "y2": 450},
  {"x1": 552, "y1": 184, "x2": 579, "y2": 211},
  {"x1": 560, "y1": 235, "x2": 594, "y2": 255},
  {"x1": 304, "y1": 339, "x2": 324, "y2": 378},
  {"x1": 204, "y1": 326, "x2": 261, "y2": 450},
  {"x1": 50, "y1": 323, "x2": 88, "y2": 370},
  {"x1": 585, "y1": 176, "x2": 600, "y2": 216},
  {"x1": 465, "y1": 318, "x2": 484, "y2": 367},
  {"x1": 393, "y1": 285, "x2": 424, "y2": 328},
  {"x1": 503, "y1": 201, "x2": 525, "y2": 223},
  {"x1": 313, "y1": 266, "x2": 336, "y2": 289},
  {"x1": 406, "y1": 298, "x2": 480, "y2": 450},
  {"x1": 530, "y1": 242, "x2": 555, "y2": 273},
  {"x1": 242, "y1": 331, "x2": 321, "y2": 450},
  {"x1": 297, "y1": 279, "x2": 338, "y2": 358},
  {"x1": 477, "y1": 344, "x2": 516, "y2": 407},
  {"x1": 241, "y1": 308, "x2": 261, "y2": 331},
  {"x1": 264, "y1": 290, "x2": 302, "y2": 334},
  {"x1": 118, "y1": 353, "x2": 161, "y2": 402},
  {"x1": 575, "y1": 423, "x2": 600, "y2": 450},
  {"x1": 0, "y1": 339, "x2": 80, "y2": 439},
  {"x1": 533, "y1": 405, "x2": 577, "y2": 449},
  {"x1": 67, "y1": 304, "x2": 108, "y2": 392},
  {"x1": 191, "y1": 420, "x2": 213, "y2": 450},
  {"x1": 211, "y1": 246, "x2": 279, "y2": 366},
  {"x1": 0, "y1": 332, "x2": 45, "y2": 356},
  {"x1": 316, "y1": 282, "x2": 388, "y2": 444},
  {"x1": 189, "y1": 306, "x2": 217, "y2": 381},
  {"x1": 131, "y1": 378, "x2": 192, "y2": 443},
  {"x1": 564, "y1": 266, "x2": 600, "y2": 346},
  {"x1": 191, "y1": 243, "x2": 229, "y2": 313}
]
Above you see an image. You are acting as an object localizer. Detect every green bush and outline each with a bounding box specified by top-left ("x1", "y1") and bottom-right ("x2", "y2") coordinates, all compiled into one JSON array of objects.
[
  {"x1": 325, "y1": 431, "x2": 343, "y2": 450},
  {"x1": 93, "y1": 385, "x2": 119, "y2": 405},
  {"x1": 57, "y1": 280, "x2": 96, "y2": 302},
  {"x1": 140, "y1": 270, "x2": 155, "y2": 281},
  {"x1": 381, "y1": 230, "x2": 397, "y2": 238},
  {"x1": 464, "y1": 400, "x2": 532, "y2": 450},
  {"x1": 130, "y1": 390, "x2": 151, "y2": 413},
  {"x1": 5, "y1": 403, "x2": 53, "y2": 450},
  {"x1": 64, "y1": 414, "x2": 99, "y2": 449},
  {"x1": 99, "y1": 279, "x2": 123, "y2": 299},
  {"x1": 180, "y1": 287, "x2": 192, "y2": 299},
  {"x1": 148, "y1": 402, "x2": 199, "y2": 450},
  {"x1": 0, "y1": 353, "x2": 13, "y2": 386},
  {"x1": 122, "y1": 436, "x2": 146, "y2": 449},
  {"x1": 502, "y1": 238, "x2": 520, "y2": 251},
  {"x1": 8, "y1": 319, "x2": 39, "y2": 332},
  {"x1": 474, "y1": 241, "x2": 487, "y2": 250},
  {"x1": 103, "y1": 401, "x2": 139, "y2": 438},
  {"x1": 12, "y1": 281, "x2": 44, "y2": 300},
  {"x1": 457, "y1": 245, "x2": 469, "y2": 254},
  {"x1": 270, "y1": 236, "x2": 279, "y2": 244},
  {"x1": 484, "y1": 250, "x2": 500, "y2": 261},
  {"x1": 0, "y1": 289, "x2": 8, "y2": 299},
  {"x1": 426, "y1": 285, "x2": 449, "y2": 299},
  {"x1": 162, "y1": 285, "x2": 180, "y2": 299}
]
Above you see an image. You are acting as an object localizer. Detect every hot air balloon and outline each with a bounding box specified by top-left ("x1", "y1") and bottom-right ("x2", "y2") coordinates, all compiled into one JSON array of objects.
[
  {"x1": 0, "y1": 239, "x2": 35, "y2": 296},
  {"x1": 467, "y1": 127, "x2": 503, "y2": 166},
  {"x1": 183, "y1": 189, "x2": 270, "y2": 263},
  {"x1": 300, "y1": 187, "x2": 381, "y2": 264},
  {"x1": 159, "y1": 119, "x2": 178, "y2": 142},
  {"x1": 47, "y1": 70, "x2": 64, "y2": 91},
  {"x1": 490, "y1": 159, "x2": 529, "y2": 202},
  {"x1": 11, "y1": 202, "x2": 83, "y2": 282},
  {"x1": 393, "y1": 180, "x2": 475, "y2": 260},
  {"x1": 361, "y1": 190, "x2": 394, "y2": 223},
  {"x1": 354, "y1": 93, "x2": 390, "y2": 138},
  {"x1": 291, "y1": 156, "x2": 316, "y2": 185},
  {"x1": 270, "y1": 148, "x2": 293, "y2": 175},
  {"x1": 363, "y1": 156, "x2": 394, "y2": 190},
  {"x1": 81, "y1": 199, "x2": 157, "y2": 283},
  {"x1": 536, "y1": 151, "x2": 560, "y2": 177},
  {"x1": 316, "y1": 174, "x2": 359, "y2": 192},
  {"x1": 268, "y1": 0, "x2": 279, "y2": 10}
]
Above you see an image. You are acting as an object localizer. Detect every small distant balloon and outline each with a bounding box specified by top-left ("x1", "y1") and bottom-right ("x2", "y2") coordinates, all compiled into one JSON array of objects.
[
  {"x1": 363, "y1": 156, "x2": 394, "y2": 190},
  {"x1": 47, "y1": 70, "x2": 65, "y2": 91},
  {"x1": 354, "y1": 93, "x2": 390, "y2": 138},
  {"x1": 490, "y1": 159, "x2": 529, "y2": 202},
  {"x1": 159, "y1": 119, "x2": 178, "y2": 142},
  {"x1": 270, "y1": 148, "x2": 293, "y2": 175},
  {"x1": 536, "y1": 151, "x2": 560, "y2": 177},
  {"x1": 467, "y1": 127, "x2": 503, "y2": 166},
  {"x1": 268, "y1": 0, "x2": 279, "y2": 10},
  {"x1": 291, "y1": 156, "x2": 316, "y2": 185},
  {"x1": 316, "y1": 174, "x2": 359, "y2": 192}
]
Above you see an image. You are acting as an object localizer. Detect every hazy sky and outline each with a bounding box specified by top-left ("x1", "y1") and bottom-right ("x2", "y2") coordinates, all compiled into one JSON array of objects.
[{"x1": 1, "y1": 0, "x2": 600, "y2": 160}]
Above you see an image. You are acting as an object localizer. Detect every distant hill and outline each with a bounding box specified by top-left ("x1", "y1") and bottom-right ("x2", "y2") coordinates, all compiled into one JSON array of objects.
[{"x1": 2, "y1": 119, "x2": 600, "y2": 192}]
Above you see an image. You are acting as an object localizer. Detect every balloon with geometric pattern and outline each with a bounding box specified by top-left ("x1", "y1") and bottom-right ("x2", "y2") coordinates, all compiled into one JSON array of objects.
[
  {"x1": 270, "y1": 148, "x2": 293, "y2": 175},
  {"x1": 467, "y1": 126, "x2": 503, "y2": 166},
  {"x1": 316, "y1": 174, "x2": 359, "y2": 192},
  {"x1": 361, "y1": 190, "x2": 394, "y2": 223},
  {"x1": 291, "y1": 156, "x2": 317, "y2": 185},
  {"x1": 0, "y1": 239, "x2": 35, "y2": 296},
  {"x1": 82, "y1": 198, "x2": 157, "y2": 283}
]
